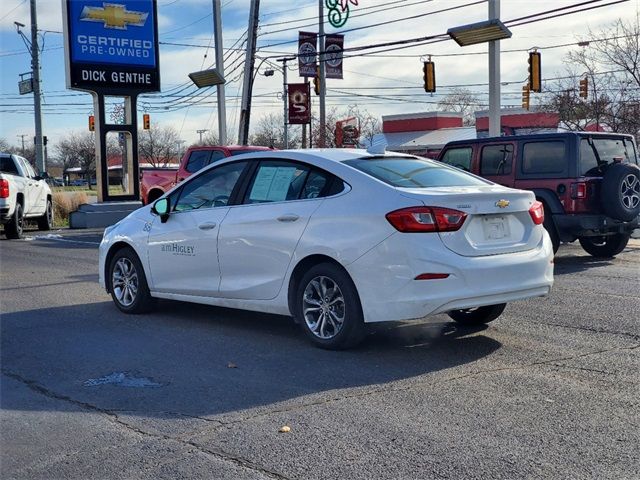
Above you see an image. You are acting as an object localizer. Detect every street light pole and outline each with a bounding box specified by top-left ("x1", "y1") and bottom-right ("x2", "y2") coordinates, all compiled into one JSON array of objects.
[
  {"x1": 318, "y1": 0, "x2": 326, "y2": 147},
  {"x1": 29, "y1": 0, "x2": 45, "y2": 172},
  {"x1": 488, "y1": 0, "x2": 501, "y2": 137},
  {"x1": 276, "y1": 57, "x2": 295, "y2": 149}
]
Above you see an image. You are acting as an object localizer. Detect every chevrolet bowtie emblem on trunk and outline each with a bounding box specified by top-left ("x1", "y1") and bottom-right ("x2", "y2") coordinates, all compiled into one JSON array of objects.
[
  {"x1": 80, "y1": 4, "x2": 148, "y2": 29},
  {"x1": 495, "y1": 199, "x2": 510, "y2": 208}
]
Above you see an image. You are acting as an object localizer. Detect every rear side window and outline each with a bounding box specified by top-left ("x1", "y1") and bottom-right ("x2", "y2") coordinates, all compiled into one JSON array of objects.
[
  {"x1": 245, "y1": 161, "x2": 310, "y2": 203},
  {"x1": 480, "y1": 144, "x2": 513, "y2": 176},
  {"x1": 440, "y1": 147, "x2": 473, "y2": 171},
  {"x1": 0, "y1": 157, "x2": 19, "y2": 175},
  {"x1": 521, "y1": 141, "x2": 567, "y2": 175},
  {"x1": 344, "y1": 157, "x2": 489, "y2": 188},
  {"x1": 185, "y1": 150, "x2": 211, "y2": 173}
]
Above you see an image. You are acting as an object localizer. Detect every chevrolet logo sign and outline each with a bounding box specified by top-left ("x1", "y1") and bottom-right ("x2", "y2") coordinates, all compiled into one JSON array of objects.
[
  {"x1": 80, "y1": 4, "x2": 148, "y2": 30},
  {"x1": 495, "y1": 199, "x2": 510, "y2": 208}
]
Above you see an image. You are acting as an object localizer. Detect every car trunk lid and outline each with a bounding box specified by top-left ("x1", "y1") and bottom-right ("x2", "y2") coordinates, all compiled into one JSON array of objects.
[{"x1": 397, "y1": 185, "x2": 543, "y2": 257}]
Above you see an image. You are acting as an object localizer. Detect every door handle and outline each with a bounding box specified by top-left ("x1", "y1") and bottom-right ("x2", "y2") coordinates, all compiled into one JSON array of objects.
[
  {"x1": 198, "y1": 222, "x2": 217, "y2": 230},
  {"x1": 277, "y1": 214, "x2": 300, "y2": 222}
]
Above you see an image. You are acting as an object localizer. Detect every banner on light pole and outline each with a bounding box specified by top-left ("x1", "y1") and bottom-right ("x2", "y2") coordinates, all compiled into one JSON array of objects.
[
  {"x1": 325, "y1": 34, "x2": 344, "y2": 79},
  {"x1": 298, "y1": 31, "x2": 317, "y2": 78},
  {"x1": 288, "y1": 83, "x2": 311, "y2": 124}
]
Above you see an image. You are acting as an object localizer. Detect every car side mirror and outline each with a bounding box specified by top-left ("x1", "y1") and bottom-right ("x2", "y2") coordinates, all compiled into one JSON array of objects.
[{"x1": 152, "y1": 197, "x2": 171, "y2": 223}]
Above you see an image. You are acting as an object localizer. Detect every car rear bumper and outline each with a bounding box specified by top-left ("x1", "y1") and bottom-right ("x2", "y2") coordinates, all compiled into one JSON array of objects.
[
  {"x1": 346, "y1": 230, "x2": 554, "y2": 323},
  {"x1": 553, "y1": 213, "x2": 639, "y2": 241}
]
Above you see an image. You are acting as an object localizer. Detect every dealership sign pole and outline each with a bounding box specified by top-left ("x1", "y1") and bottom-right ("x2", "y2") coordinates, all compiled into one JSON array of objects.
[{"x1": 62, "y1": 0, "x2": 161, "y2": 202}]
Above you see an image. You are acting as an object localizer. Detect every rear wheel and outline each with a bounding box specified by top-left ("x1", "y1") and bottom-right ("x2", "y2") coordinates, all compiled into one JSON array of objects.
[
  {"x1": 37, "y1": 199, "x2": 53, "y2": 231},
  {"x1": 5, "y1": 203, "x2": 24, "y2": 239},
  {"x1": 109, "y1": 247, "x2": 155, "y2": 314},
  {"x1": 295, "y1": 263, "x2": 365, "y2": 350},
  {"x1": 542, "y1": 206, "x2": 559, "y2": 253},
  {"x1": 578, "y1": 233, "x2": 630, "y2": 258},
  {"x1": 448, "y1": 303, "x2": 506, "y2": 326}
]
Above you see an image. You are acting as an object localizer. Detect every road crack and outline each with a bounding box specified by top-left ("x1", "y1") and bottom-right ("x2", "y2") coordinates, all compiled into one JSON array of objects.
[{"x1": 1, "y1": 369, "x2": 289, "y2": 480}]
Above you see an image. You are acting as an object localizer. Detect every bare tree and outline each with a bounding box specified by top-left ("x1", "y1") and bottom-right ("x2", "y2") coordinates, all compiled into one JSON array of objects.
[
  {"x1": 0, "y1": 138, "x2": 10, "y2": 152},
  {"x1": 437, "y1": 88, "x2": 482, "y2": 126},
  {"x1": 250, "y1": 113, "x2": 301, "y2": 149},
  {"x1": 543, "y1": 15, "x2": 640, "y2": 138},
  {"x1": 138, "y1": 124, "x2": 182, "y2": 167},
  {"x1": 55, "y1": 131, "x2": 97, "y2": 184}
]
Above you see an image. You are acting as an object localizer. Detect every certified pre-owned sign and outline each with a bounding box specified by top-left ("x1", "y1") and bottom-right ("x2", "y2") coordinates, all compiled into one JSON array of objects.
[{"x1": 63, "y1": 0, "x2": 160, "y2": 93}]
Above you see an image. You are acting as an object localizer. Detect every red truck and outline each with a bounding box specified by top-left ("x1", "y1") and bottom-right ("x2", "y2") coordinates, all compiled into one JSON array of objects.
[{"x1": 140, "y1": 145, "x2": 272, "y2": 205}]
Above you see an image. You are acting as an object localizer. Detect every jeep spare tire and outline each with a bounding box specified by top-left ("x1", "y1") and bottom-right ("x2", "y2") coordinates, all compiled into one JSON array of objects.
[{"x1": 600, "y1": 163, "x2": 640, "y2": 221}]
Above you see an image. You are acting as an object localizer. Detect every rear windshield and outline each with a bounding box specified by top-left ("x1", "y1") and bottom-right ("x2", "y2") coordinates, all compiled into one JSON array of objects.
[
  {"x1": 344, "y1": 156, "x2": 489, "y2": 188},
  {"x1": 580, "y1": 137, "x2": 638, "y2": 176}
]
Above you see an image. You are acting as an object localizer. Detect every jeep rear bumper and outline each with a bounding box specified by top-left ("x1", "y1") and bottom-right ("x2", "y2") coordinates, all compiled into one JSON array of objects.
[{"x1": 553, "y1": 213, "x2": 639, "y2": 241}]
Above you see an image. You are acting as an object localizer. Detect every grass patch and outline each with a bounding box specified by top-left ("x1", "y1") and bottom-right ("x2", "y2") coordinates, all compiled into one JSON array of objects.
[{"x1": 52, "y1": 192, "x2": 89, "y2": 228}]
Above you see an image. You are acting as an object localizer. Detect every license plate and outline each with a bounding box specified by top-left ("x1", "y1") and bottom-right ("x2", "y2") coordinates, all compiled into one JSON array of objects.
[{"x1": 482, "y1": 215, "x2": 510, "y2": 240}]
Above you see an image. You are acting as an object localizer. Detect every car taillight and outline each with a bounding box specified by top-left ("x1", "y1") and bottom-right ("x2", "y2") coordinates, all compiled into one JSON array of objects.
[
  {"x1": 0, "y1": 179, "x2": 9, "y2": 199},
  {"x1": 570, "y1": 182, "x2": 587, "y2": 199},
  {"x1": 528, "y1": 201, "x2": 544, "y2": 225},
  {"x1": 386, "y1": 206, "x2": 467, "y2": 233}
]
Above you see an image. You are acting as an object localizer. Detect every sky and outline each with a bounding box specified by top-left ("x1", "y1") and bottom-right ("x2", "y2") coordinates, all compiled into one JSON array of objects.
[{"x1": 0, "y1": 0, "x2": 636, "y2": 154}]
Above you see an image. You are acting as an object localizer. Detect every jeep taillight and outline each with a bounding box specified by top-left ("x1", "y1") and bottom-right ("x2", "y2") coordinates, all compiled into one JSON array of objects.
[
  {"x1": 570, "y1": 182, "x2": 587, "y2": 199},
  {"x1": 0, "y1": 179, "x2": 9, "y2": 198},
  {"x1": 528, "y1": 201, "x2": 544, "y2": 225},
  {"x1": 386, "y1": 206, "x2": 467, "y2": 233}
]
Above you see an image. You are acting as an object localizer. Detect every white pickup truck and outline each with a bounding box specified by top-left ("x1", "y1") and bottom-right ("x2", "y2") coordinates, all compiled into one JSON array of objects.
[{"x1": 1, "y1": 153, "x2": 52, "y2": 239}]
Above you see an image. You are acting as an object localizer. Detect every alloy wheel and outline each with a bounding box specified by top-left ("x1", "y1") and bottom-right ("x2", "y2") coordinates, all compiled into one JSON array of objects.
[
  {"x1": 303, "y1": 276, "x2": 345, "y2": 340},
  {"x1": 620, "y1": 173, "x2": 640, "y2": 210},
  {"x1": 112, "y1": 258, "x2": 139, "y2": 307}
]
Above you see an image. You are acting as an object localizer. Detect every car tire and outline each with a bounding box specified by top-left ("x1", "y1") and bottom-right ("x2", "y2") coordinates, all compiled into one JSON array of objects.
[
  {"x1": 447, "y1": 303, "x2": 506, "y2": 326},
  {"x1": 295, "y1": 262, "x2": 365, "y2": 350},
  {"x1": 542, "y1": 206, "x2": 560, "y2": 254},
  {"x1": 578, "y1": 233, "x2": 630, "y2": 258},
  {"x1": 108, "y1": 247, "x2": 155, "y2": 314},
  {"x1": 5, "y1": 202, "x2": 24, "y2": 239},
  {"x1": 37, "y1": 199, "x2": 53, "y2": 231},
  {"x1": 600, "y1": 163, "x2": 640, "y2": 221}
]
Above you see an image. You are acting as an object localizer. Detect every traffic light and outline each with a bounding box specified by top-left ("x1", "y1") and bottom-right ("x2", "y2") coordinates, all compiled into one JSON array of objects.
[
  {"x1": 313, "y1": 68, "x2": 320, "y2": 96},
  {"x1": 528, "y1": 51, "x2": 541, "y2": 93},
  {"x1": 88, "y1": 115, "x2": 95, "y2": 131},
  {"x1": 579, "y1": 77, "x2": 588, "y2": 99},
  {"x1": 522, "y1": 84, "x2": 530, "y2": 110},
  {"x1": 143, "y1": 113, "x2": 150, "y2": 129},
  {"x1": 423, "y1": 61, "x2": 436, "y2": 93}
]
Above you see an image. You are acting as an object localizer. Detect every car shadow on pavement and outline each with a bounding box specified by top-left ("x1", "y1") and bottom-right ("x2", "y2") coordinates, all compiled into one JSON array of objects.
[
  {"x1": 553, "y1": 254, "x2": 615, "y2": 275},
  {"x1": 1, "y1": 300, "x2": 501, "y2": 419}
]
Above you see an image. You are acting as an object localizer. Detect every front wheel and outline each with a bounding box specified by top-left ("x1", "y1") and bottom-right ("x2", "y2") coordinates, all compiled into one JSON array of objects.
[
  {"x1": 448, "y1": 303, "x2": 506, "y2": 326},
  {"x1": 295, "y1": 263, "x2": 365, "y2": 350},
  {"x1": 578, "y1": 233, "x2": 630, "y2": 258},
  {"x1": 37, "y1": 199, "x2": 53, "y2": 231},
  {"x1": 109, "y1": 247, "x2": 155, "y2": 314}
]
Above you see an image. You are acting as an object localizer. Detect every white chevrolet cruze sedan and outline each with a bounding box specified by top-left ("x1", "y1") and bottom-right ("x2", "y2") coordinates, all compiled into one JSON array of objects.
[{"x1": 99, "y1": 148, "x2": 554, "y2": 349}]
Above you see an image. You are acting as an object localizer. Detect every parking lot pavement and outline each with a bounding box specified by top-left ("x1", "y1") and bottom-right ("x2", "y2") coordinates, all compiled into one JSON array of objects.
[{"x1": 1, "y1": 230, "x2": 639, "y2": 479}]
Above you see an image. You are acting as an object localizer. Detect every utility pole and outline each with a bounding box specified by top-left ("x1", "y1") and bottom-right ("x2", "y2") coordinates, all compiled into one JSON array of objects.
[
  {"x1": 197, "y1": 129, "x2": 208, "y2": 144},
  {"x1": 238, "y1": 0, "x2": 260, "y2": 145},
  {"x1": 30, "y1": 0, "x2": 45, "y2": 172},
  {"x1": 212, "y1": 0, "x2": 226, "y2": 145},
  {"x1": 17, "y1": 134, "x2": 27, "y2": 154},
  {"x1": 318, "y1": 0, "x2": 326, "y2": 147},
  {"x1": 488, "y1": 0, "x2": 501, "y2": 137}
]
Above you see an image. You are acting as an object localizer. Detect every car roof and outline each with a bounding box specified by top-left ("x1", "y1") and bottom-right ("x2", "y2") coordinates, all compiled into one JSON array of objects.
[
  {"x1": 444, "y1": 131, "x2": 636, "y2": 147},
  {"x1": 247, "y1": 148, "x2": 417, "y2": 163}
]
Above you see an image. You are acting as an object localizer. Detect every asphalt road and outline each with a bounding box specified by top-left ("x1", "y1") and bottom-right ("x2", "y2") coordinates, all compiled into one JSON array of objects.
[{"x1": 1, "y1": 227, "x2": 639, "y2": 479}]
